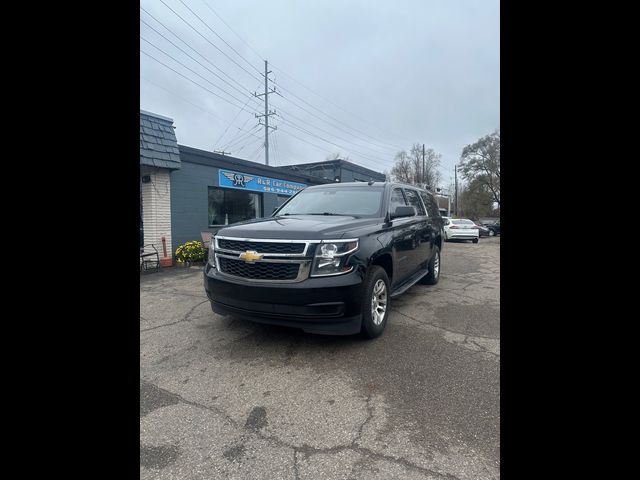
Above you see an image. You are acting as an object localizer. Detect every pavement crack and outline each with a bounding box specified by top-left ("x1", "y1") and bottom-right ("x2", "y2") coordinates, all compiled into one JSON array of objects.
[
  {"x1": 140, "y1": 320, "x2": 185, "y2": 333},
  {"x1": 391, "y1": 309, "x2": 499, "y2": 340},
  {"x1": 183, "y1": 300, "x2": 209, "y2": 322},
  {"x1": 352, "y1": 393, "x2": 374, "y2": 447},
  {"x1": 467, "y1": 339, "x2": 500, "y2": 358},
  {"x1": 293, "y1": 449, "x2": 300, "y2": 480},
  {"x1": 142, "y1": 381, "x2": 239, "y2": 428},
  {"x1": 140, "y1": 300, "x2": 208, "y2": 333}
]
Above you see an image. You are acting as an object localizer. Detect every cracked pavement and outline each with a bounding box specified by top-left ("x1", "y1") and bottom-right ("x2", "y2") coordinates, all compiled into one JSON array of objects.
[{"x1": 140, "y1": 237, "x2": 500, "y2": 479}]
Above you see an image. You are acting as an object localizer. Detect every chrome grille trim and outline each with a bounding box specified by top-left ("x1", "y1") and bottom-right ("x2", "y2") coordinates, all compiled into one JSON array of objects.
[
  {"x1": 215, "y1": 253, "x2": 311, "y2": 283},
  {"x1": 215, "y1": 236, "x2": 312, "y2": 257},
  {"x1": 212, "y1": 236, "x2": 359, "y2": 283}
]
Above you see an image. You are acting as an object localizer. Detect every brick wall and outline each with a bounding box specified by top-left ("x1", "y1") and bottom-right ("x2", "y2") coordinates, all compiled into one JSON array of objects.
[{"x1": 141, "y1": 167, "x2": 173, "y2": 258}]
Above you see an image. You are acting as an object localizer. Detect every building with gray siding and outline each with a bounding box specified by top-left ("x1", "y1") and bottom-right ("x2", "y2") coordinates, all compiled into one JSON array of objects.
[{"x1": 170, "y1": 146, "x2": 329, "y2": 250}]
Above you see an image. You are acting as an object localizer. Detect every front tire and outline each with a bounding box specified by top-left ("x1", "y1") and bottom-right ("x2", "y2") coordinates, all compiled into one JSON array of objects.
[
  {"x1": 472, "y1": 238, "x2": 479, "y2": 244},
  {"x1": 489, "y1": 230, "x2": 495, "y2": 236},
  {"x1": 360, "y1": 266, "x2": 390, "y2": 339},
  {"x1": 420, "y1": 245, "x2": 441, "y2": 285}
]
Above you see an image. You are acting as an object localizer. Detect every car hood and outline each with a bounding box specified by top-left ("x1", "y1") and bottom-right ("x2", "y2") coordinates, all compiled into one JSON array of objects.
[{"x1": 215, "y1": 215, "x2": 381, "y2": 240}]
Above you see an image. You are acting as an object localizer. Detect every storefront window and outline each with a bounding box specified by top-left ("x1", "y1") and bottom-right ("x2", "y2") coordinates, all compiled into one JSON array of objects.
[{"x1": 208, "y1": 187, "x2": 261, "y2": 226}]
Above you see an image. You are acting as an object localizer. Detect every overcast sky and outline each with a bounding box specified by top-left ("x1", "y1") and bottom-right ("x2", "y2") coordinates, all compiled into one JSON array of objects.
[{"x1": 140, "y1": 0, "x2": 499, "y2": 186}]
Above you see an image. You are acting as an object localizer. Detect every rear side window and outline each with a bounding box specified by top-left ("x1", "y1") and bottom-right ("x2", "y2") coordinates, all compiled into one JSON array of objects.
[
  {"x1": 419, "y1": 191, "x2": 440, "y2": 217},
  {"x1": 403, "y1": 189, "x2": 426, "y2": 216},
  {"x1": 389, "y1": 188, "x2": 407, "y2": 213}
]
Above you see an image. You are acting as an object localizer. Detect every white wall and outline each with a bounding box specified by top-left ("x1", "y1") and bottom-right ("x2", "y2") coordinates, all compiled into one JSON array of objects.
[{"x1": 141, "y1": 167, "x2": 173, "y2": 258}]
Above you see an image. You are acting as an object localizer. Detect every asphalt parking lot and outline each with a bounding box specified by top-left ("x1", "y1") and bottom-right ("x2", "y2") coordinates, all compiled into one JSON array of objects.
[{"x1": 140, "y1": 237, "x2": 500, "y2": 480}]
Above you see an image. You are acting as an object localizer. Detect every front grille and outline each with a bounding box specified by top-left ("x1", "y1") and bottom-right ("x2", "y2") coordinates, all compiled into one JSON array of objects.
[
  {"x1": 218, "y1": 257, "x2": 300, "y2": 280},
  {"x1": 217, "y1": 239, "x2": 305, "y2": 255}
]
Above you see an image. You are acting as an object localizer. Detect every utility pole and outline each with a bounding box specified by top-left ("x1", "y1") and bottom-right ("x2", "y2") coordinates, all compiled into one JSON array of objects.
[
  {"x1": 454, "y1": 165, "x2": 458, "y2": 216},
  {"x1": 422, "y1": 144, "x2": 426, "y2": 186},
  {"x1": 254, "y1": 60, "x2": 277, "y2": 166}
]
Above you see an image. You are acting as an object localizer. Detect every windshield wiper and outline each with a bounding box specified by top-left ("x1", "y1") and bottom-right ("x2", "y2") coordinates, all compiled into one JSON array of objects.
[
  {"x1": 305, "y1": 212, "x2": 347, "y2": 216},
  {"x1": 281, "y1": 212, "x2": 357, "y2": 217}
]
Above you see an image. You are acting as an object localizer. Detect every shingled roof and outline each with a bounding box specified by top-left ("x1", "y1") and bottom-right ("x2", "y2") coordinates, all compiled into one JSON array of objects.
[{"x1": 140, "y1": 110, "x2": 181, "y2": 170}]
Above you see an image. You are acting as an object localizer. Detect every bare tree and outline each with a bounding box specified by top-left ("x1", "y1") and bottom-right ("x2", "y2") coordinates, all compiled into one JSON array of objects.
[
  {"x1": 459, "y1": 130, "x2": 500, "y2": 206},
  {"x1": 390, "y1": 150, "x2": 412, "y2": 183},
  {"x1": 326, "y1": 152, "x2": 350, "y2": 161},
  {"x1": 390, "y1": 143, "x2": 442, "y2": 188}
]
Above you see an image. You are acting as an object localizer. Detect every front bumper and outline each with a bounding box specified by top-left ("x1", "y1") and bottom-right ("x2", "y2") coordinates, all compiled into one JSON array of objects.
[{"x1": 203, "y1": 263, "x2": 365, "y2": 335}]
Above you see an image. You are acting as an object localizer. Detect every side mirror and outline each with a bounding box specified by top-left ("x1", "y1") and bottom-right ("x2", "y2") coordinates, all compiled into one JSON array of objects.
[{"x1": 390, "y1": 205, "x2": 416, "y2": 219}]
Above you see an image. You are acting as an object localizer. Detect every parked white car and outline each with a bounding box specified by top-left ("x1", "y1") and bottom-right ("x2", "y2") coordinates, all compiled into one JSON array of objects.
[{"x1": 443, "y1": 217, "x2": 479, "y2": 243}]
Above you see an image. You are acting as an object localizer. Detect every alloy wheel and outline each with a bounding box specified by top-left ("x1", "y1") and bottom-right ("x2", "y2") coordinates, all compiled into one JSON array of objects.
[{"x1": 371, "y1": 279, "x2": 387, "y2": 325}]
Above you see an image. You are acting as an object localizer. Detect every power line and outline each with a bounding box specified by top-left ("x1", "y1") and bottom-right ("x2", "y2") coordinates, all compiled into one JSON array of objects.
[
  {"x1": 140, "y1": 38, "x2": 255, "y2": 108},
  {"x1": 145, "y1": 8, "x2": 396, "y2": 165},
  {"x1": 156, "y1": 0, "x2": 264, "y2": 84},
  {"x1": 277, "y1": 105, "x2": 396, "y2": 162},
  {"x1": 140, "y1": 75, "x2": 226, "y2": 123},
  {"x1": 248, "y1": 142, "x2": 265, "y2": 161},
  {"x1": 273, "y1": 80, "x2": 404, "y2": 153},
  {"x1": 221, "y1": 115, "x2": 259, "y2": 150},
  {"x1": 277, "y1": 127, "x2": 388, "y2": 174},
  {"x1": 272, "y1": 90, "x2": 401, "y2": 158},
  {"x1": 176, "y1": 0, "x2": 264, "y2": 76},
  {"x1": 140, "y1": 49, "x2": 246, "y2": 110},
  {"x1": 141, "y1": 76, "x2": 265, "y2": 152},
  {"x1": 278, "y1": 120, "x2": 394, "y2": 171},
  {"x1": 176, "y1": 0, "x2": 413, "y2": 152},
  {"x1": 213, "y1": 85, "x2": 260, "y2": 148},
  {"x1": 270, "y1": 64, "x2": 414, "y2": 147},
  {"x1": 198, "y1": 0, "x2": 266, "y2": 62},
  {"x1": 235, "y1": 133, "x2": 264, "y2": 155},
  {"x1": 140, "y1": 10, "x2": 261, "y2": 106},
  {"x1": 224, "y1": 124, "x2": 262, "y2": 150}
]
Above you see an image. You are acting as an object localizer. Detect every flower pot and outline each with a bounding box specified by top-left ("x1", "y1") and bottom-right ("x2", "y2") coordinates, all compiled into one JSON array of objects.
[{"x1": 160, "y1": 257, "x2": 173, "y2": 267}]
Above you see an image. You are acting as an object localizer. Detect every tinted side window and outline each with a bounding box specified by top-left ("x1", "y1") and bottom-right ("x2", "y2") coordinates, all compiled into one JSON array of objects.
[
  {"x1": 420, "y1": 191, "x2": 440, "y2": 217},
  {"x1": 404, "y1": 189, "x2": 426, "y2": 216},
  {"x1": 389, "y1": 188, "x2": 407, "y2": 213}
]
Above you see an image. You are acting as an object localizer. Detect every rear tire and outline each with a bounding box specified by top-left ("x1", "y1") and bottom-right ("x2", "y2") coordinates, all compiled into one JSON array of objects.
[
  {"x1": 489, "y1": 230, "x2": 495, "y2": 236},
  {"x1": 360, "y1": 266, "x2": 390, "y2": 339},
  {"x1": 472, "y1": 238, "x2": 479, "y2": 244},
  {"x1": 420, "y1": 246, "x2": 441, "y2": 285}
]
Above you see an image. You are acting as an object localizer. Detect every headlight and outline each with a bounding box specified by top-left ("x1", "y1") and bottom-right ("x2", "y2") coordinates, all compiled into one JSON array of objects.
[
  {"x1": 310, "y1": 239, "x2": 358, "y2": 277},
  {"x1": 208, "y1": 237, "x2": 216, "y2": 267}
]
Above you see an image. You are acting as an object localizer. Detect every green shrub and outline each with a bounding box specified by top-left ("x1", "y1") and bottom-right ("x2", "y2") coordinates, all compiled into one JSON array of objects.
[{"x1": 175, "y1": 240, "x2": 206, "y2": 263}]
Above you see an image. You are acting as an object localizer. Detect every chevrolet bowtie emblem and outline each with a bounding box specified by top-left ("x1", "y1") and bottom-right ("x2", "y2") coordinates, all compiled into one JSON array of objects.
[{"x1": 239, "y1": 250, "x2": 262, "y2": 263}]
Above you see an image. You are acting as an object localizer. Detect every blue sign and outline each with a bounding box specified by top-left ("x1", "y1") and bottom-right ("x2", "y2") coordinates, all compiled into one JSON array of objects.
[{"x1": 218, "y1": 169, "x2": 307, "y2": 196}]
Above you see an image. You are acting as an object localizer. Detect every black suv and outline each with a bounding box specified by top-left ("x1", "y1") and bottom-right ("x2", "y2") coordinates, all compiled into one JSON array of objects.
[{"x1": 203, "y1": 182, "x2": 444, "y2": 338}]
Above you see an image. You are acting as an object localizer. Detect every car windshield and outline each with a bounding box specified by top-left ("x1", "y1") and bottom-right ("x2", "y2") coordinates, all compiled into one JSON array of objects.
[
  {"x1": 452, "y1": 219, "x2": 475, "y2": 225},
  {"x1": 276, "y1": 187, "x2": 384, "y2": 217}
]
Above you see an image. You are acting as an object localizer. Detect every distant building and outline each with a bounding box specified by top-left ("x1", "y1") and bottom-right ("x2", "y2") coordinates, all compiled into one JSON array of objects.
[{"x1": 278, "y1": 159, "x2": 386, "y2": 183}]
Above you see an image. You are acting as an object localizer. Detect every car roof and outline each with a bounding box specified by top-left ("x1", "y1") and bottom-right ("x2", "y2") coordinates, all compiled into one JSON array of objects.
[{"x1": 305, "y1": 181, "x2": 435, "y2": 194}]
